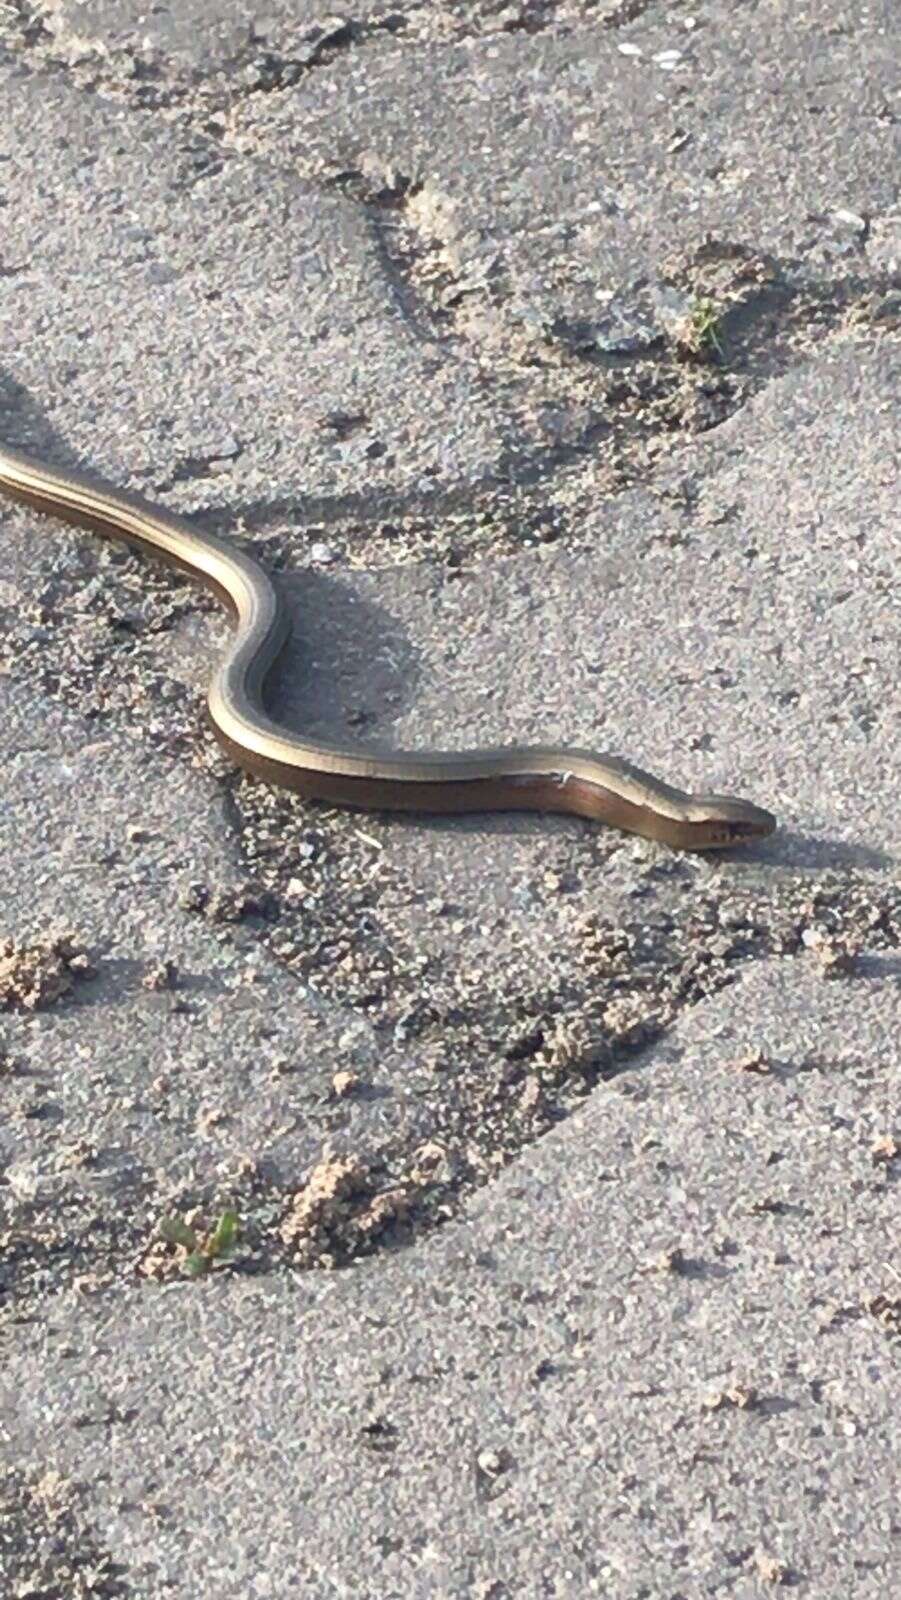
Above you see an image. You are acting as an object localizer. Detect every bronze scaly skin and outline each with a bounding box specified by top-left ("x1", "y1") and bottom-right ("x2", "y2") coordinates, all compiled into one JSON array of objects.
[{"x1": 0, "y1": 442, "x2": 776, "y2": 850}]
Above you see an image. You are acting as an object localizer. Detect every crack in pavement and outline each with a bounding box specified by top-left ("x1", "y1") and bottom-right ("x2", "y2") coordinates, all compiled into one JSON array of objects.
[{"x1": 2, "y1": 0, "x2": 685, "y2": 106}]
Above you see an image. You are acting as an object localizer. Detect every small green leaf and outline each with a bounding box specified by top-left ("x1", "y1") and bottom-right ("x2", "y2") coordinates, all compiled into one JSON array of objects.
[
  {"x1": 159, "y1": 1217, "x2": 198, "y2": 1250},
  {"x1": 690, "y1": 297, "x2": 724, "y2": 360},
  {"x1": 208, "y1": 1210, "x2": 239, "y2": 1259},
  {"x1": 183, "y1": 1252, "x2": 209, "y2": 1277}
]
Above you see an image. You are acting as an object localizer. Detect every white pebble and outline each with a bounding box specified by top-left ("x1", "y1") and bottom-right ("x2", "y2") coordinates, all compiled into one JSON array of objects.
[{"x1": 832, "y1": 208, "x2": 867, "y2": 233}]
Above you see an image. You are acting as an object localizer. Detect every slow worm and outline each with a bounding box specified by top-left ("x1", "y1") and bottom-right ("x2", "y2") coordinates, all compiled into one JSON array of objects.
[{"x1": 0, "y1": 443, "x2": 775, "y2": 849}]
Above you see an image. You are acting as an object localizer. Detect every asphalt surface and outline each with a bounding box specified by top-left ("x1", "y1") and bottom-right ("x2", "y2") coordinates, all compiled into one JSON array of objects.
[{"x1": 0, "y1": 2, "x2": 898, "y2": 1596}]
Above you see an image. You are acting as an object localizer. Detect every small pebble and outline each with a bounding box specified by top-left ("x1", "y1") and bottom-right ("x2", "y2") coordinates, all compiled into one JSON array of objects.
[
  {"x1": 832, "y1": 208, "x2": 867, "y2": 234},
  {"x1": 143, "y1": 959, "x2": 178, "y2": 992},
  {"x1": 331, "y1": 1070, "x2": 360, "y2": 1099}
]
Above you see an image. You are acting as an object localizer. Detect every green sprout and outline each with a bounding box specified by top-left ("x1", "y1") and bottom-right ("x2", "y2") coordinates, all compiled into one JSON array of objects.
[
  {"x1": 685, "y1": 296, "x2": 725, "y2": 361},
  {"x1": 159, "y1": 1210, "x2": 239, "y2": 1277}
]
